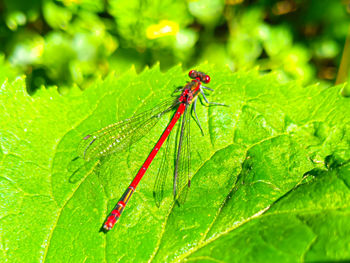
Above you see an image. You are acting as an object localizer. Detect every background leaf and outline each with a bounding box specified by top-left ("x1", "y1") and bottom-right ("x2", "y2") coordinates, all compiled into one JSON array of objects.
[{"x1": 0, "y1": 64, "x2": 349, "y2": 262}]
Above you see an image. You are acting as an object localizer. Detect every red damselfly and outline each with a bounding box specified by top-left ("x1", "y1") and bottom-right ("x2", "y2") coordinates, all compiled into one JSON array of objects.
[{"x1": 77, "y1": 70, "x2": 225, "y2": 231}]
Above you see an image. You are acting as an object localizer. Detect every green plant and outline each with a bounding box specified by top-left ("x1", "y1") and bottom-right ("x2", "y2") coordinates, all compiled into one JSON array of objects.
[{"x1": 1, "y1": 1, "x2": 348, "y2": 93}]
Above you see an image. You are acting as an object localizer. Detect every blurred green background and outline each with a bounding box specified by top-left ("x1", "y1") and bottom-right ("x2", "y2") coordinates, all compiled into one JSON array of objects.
[{"x1": 0, "y1": 0, "x2": 349, "y2": 94}]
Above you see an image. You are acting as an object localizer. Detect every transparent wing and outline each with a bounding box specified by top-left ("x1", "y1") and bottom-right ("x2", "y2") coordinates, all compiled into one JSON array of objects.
[
  {"x1": 174, "y1": 104, "x2": 191, "y2": 205},
  {"x1": 77, "y1": 98, "x2": 178, "y2": 161},
  {"x1": 152, "y1": 125, "x2": 174, "y2": 207}
]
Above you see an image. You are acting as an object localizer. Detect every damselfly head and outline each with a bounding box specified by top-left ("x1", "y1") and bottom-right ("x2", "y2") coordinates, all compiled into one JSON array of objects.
[{"x1": 189, "y1": 70, "x2": 210, "y2": 84}]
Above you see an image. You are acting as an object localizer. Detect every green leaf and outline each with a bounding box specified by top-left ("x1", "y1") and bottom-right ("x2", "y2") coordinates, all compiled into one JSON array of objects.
[{"x1": 0, "y1": 64, "x2": 349, "y2": 262}]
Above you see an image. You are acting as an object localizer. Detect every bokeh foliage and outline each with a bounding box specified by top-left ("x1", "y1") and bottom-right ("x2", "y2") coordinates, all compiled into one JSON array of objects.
[{"x1": 0, "y1": 0, "x2": 349, "y2": 93}]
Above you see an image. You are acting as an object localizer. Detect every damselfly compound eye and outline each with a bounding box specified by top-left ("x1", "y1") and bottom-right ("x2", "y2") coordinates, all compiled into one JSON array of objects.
[{"x1": 188, "y1": 70, "x2": 196, "y2": 78}]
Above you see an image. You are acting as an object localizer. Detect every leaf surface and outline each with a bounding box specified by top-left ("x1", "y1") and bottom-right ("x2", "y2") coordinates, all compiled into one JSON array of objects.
[{"x1": 0, "y1": 64, "x2": 349, "y2": 262}]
